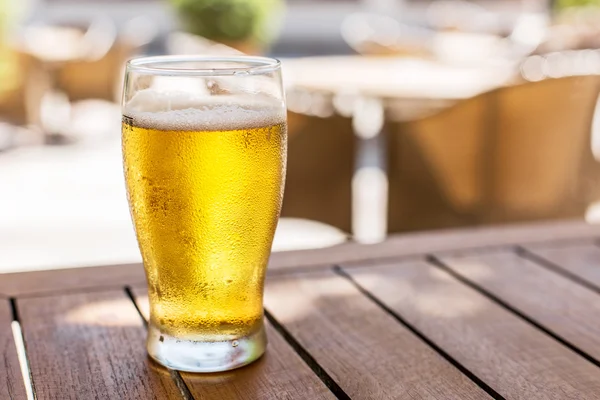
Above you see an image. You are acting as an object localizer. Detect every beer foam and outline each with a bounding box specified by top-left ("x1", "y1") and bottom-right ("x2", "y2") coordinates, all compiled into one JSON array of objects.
[{"x1": 123, "y1": 90, "x2": 285, "y2": 131}]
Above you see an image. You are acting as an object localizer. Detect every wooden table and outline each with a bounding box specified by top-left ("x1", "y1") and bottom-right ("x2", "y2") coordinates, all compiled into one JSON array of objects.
[{"x1": 4, "y1": 220, "x2": 600, "y2": 399}]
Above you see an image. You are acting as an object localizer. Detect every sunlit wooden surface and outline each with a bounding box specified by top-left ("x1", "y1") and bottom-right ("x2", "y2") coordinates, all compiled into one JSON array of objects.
[{"x1": 3, "y1": 220, "x2": 600, "y2": 398}]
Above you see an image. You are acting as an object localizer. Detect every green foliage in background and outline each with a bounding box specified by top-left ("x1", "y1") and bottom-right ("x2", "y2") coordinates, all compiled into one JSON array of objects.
[
  {"x1": 170, "y1": 0, "x2": 283, "y2": 45},
  {"x1": 555, "y1": 0, "x2": 600, "y2": 9}
]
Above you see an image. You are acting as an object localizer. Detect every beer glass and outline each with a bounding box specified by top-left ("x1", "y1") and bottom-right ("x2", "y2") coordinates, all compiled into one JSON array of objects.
[{"x1": 121, "y1": 56, "x2": 287, "y2": 372}]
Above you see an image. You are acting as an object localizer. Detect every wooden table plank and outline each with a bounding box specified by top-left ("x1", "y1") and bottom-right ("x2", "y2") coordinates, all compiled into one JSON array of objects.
[
  {"x1": 2, "y1": 221, "x2": 599, "y2": 399},
  {"x1": 1, "y1": 300, "x2": 27, "y2": 400},
  {"x1": 0, "y1": 263, "x2": 145, "y2": 297},
  {"x1": 18, "y1": 290, "x2": 181, "y2": 400},
  {"x1": 269, "y1": 220, "x2": 600, "y2": 271},
  {"x1": 439, "y1": 250, "x2": 600, "y2": 364},
  {"x1": 264, "y1": 270, "x2": 492, "y2": 399},
  {"x1": 345, "y1": 261, "x2": 600, "y2": 399},
  {"x1": 131, "y1": 287, "x2": 335, "y2": 400},
  {"x1": 523, "y1": 242, "x2": 600, "y2": 289}
]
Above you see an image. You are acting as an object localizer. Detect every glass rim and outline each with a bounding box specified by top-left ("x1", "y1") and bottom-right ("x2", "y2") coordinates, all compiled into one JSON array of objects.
[{"x1": 126, "y1": 55, "x2": 281, "y2": 77}]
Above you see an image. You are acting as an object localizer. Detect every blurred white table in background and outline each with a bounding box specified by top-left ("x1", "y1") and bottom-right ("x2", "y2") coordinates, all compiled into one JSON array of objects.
[
  {"x1": 283, "y1": 56, "x2": 518, "y2": 101},
  {"x1": 283, "y1": 55, "x2": 519, "y2": 244}
]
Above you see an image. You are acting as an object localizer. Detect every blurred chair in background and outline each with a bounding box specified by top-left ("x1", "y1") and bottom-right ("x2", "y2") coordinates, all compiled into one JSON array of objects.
[
  {"x1": 281, "y1": 112, "x2": 354, "y2": 235},
  {"x1": 0, "y1": 49, "x2": 46, "y2": 128},
  {"x1": 388, "y1": 91, "x2": 486, "y2": 232},
  {"x1": 282, "y1": 53, "x2": 519, "y2": 241},
  {"x1": 484, "y1": 75, "x2": 600, "y2": 223},
  {"x1": 58, "y1": 16, "x2": 157, "y2": 103},
  {"x1": 0, "y1": 0, "x2": 47, "y2": 149},
  {"x1": 51, "y1": 18, "x2": 118, "y2": 100},
  {"x1": 389, "y1": 73, "x2": 600, "y2": 232},
  {"x1": 16, "y1": 21, "x2": 114, "y2": 143},
  {"x1": 12, "y1": 17, "x2": 155, "y2": 144}
]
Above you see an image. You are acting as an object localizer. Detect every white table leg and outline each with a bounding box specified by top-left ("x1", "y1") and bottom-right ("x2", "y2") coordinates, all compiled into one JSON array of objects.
[{"x1": 351, "y1": 97, "x2": 388, "y2": 243}]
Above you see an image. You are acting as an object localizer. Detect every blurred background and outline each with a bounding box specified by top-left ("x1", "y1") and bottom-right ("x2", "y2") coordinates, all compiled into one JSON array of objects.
[{"x1": 2, "y1": 0, "x2": 600, "y2": 272}]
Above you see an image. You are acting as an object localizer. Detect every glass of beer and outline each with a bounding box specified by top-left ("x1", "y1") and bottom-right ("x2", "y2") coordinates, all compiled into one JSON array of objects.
[{"x1": 121, "y1": 56, "x2": 286, "y2": 372}]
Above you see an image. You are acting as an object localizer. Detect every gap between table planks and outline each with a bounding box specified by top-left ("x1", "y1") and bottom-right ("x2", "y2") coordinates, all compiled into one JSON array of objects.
[
  {"x1": 264, "y1": 270, "x2": 492, "y2": 399},
  {"x1": 16, "y1": 290, "x2": 182, "y2": 400},
  {"x1": 521, "y1": 241, "x2": 600, "y2": 290},
  {"x1": 1, "y1": 299, "x2": 27, "y2": 400},
  {"x1": 438, "y1": 248, "x2": 600, "y2": 367}
]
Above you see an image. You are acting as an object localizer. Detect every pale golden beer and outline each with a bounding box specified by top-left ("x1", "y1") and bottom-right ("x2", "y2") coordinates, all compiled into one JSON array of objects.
[
  {"x1": 122, "y1": 54, "x2": 286, "y2": 372},
  {"x1": 123, "y1": 112, "x2": 286, "y2": 340}
]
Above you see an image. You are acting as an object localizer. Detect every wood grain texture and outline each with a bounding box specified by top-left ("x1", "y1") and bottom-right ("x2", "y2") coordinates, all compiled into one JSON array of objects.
[
  {"x1": 265, "y1": 270, "x2": 491, "y2": 400},
  {"x1": 1, "y1": 300, "x2": 26, "y2": 399},
  {"x1": 269, "y1": 220, "x2": 600, "y2": 271},
  {"x1": 0, "y1": 263, "x2": 145, "y2": 297},
  {"x1": 441, "y1": 250, "x2": 600, "y2": 363},
  {"x1": 523, "y1": 242, "x2": 600, "y2": 288},
  {"x1": 18, "y1": 290, "x2": 181, "y2": 400},
  {"x1": 131, "y1": 287, "x2": 334, "y2": 400},
  {"x1": 346, "y1": 261, "x2": 600, "y2": 399}
]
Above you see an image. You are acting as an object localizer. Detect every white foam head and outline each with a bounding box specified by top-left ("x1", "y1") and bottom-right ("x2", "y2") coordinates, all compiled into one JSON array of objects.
[{"x1": 123, "y1": 89, "x2": 286, "y2": 131}]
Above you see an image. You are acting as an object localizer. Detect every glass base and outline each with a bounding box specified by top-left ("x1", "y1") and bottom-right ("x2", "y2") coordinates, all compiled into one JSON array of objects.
[{"x1": 147, "y1": 324, "x2": 267, "y2": 373}]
